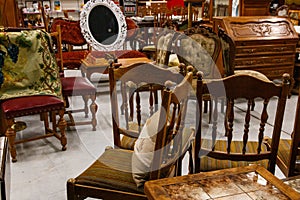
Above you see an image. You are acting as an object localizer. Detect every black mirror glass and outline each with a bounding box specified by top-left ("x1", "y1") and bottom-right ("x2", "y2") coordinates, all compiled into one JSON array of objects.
[{"x1": 88, "y1": 5, "x2": 119, "y2": 45}]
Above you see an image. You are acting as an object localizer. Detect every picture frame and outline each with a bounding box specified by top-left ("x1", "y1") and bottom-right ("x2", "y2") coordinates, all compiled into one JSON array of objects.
[{"x1": 54, "y1": 0, "x2": 61, "y2": 11}]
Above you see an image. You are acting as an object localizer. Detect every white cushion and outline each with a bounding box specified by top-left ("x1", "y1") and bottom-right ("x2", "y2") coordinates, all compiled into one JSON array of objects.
[{"x1": 132, "y1": 109, "x2": 164, "y2": 188}]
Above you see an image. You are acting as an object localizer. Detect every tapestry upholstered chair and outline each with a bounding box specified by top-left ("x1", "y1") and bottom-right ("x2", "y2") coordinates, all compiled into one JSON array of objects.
[
  {"x1": 0, "y1": 29, "x2": 67, "y2": 162},
  {"x1": 175, "y1": 25, "x2": 222, "y2": 123},
  {"x1": 264, "y1": 87, "x2": 300, "y2": 177},
  {"x1": 192, "y1": 71, "x2": 291, "y2": 174},
  {"x1": 66, "y1": 62, "x2": 194, "y2": 200},
  {"x1": 50, "y1": 25, "x2": 98, "y2": 131}
]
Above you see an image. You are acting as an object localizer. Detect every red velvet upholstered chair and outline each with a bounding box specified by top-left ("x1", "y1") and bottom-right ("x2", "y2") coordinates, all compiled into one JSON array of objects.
[
  {"x1": 51, "y1": 25, "x2": 98, "y2": 131},
  {"x1": 50, "y1": 18, "x2": 90, "y2": 70},
  {"x1": 0, "y1": 29, "x2": 67, "y2": 162}
]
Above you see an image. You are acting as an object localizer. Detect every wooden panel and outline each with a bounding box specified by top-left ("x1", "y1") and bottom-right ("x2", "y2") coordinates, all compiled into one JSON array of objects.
[{"x1": 239, "y1": 0, "x2": 271, "y2": 16}]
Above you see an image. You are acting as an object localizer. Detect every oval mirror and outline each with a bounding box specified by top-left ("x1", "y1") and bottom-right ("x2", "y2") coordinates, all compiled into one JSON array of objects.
[{"x1": 80, "y1": 0, "x2": 127, "y2": 51}]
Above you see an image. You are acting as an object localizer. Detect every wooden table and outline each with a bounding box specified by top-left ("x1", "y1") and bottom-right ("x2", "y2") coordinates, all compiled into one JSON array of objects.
[
  {"x1": 144, "y1": 165, "x2": 300, "y2": 200},
  {"x1": 283, "y1": 175, "x2": 300, "y2": 194},
  {"x1": 80, "y1": 57, "x2": 151, "y2": 81}
]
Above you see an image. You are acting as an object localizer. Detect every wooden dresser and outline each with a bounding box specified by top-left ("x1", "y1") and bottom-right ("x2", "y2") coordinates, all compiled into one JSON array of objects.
[{"x1": 213, "y1": 16, "x2": 299, "y2": 82}]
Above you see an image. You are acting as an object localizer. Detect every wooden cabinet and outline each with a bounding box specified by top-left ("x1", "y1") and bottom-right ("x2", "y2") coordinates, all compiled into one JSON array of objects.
[
  {"x1": 213, "y1": 16, "x2": 299, "y2": 82},
  {"x1": 239, "y1": 0, "x2": 271, "y2": 16}
]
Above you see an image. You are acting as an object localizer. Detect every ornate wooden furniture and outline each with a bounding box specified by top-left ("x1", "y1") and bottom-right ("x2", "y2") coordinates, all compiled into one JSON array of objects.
[
  {"x1": 144, "y1": 165, "x2": 300, "y2": 200},
  {"x1": 193, "y1": 71, "x2": 290, "y2": 174},
  {"x1": 213, "y1": 16, "x2": 299, "y2": 83},
  {"x1": 66, "y1": 62, "x2": 194, "y2": 200},
  {"x1": 0, "y1": 29, "x2": 67, "y2": 162}
]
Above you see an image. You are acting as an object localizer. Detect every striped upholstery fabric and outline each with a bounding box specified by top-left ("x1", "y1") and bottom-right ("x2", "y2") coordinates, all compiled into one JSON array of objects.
[
  {"x1": 120, "y1": 122, "x2": 141, "y2": 150},
  {"x1": 200, "y1": 139, "x2": 269, "y2": 171},
  {"x1": 264, "y1": 137, "x2": 297, "y2": 168},
  {"x1": 75, "y1": 148, "x2": 144, "y2": 194}
]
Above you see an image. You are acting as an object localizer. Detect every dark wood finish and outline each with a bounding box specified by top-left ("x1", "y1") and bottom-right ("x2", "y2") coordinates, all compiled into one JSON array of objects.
[
  {"x1": 267, "y1": 86, "x2": 300, "y2": 177},
  {"x1": 239, "y1": 0, "x2": 272, "y2": 16},
  {"x1": 194, "y1": 71, "x2": 290, "y2": 174},
  {"x1": 0, "y1": 0, "x2": 19, "y2": 27},
  {"x1": 145, "y1": 165, "x2": 300, "y2": 200},
  {"x1": 213, "y1": 16, "x2": 299, "y2": 83},
  {"x1": 66, "y1": 62, "x2": 194, "y2": 200}
]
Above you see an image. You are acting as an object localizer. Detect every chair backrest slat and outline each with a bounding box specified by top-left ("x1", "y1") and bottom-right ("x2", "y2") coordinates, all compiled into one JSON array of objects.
[{"x1": 195, "y1": 71, "x2": 291, "y2": 174}]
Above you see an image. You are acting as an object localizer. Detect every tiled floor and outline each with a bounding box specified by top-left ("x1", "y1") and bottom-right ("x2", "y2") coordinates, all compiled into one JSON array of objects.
[{"x1": 8, "y1": 72, "x2": 298, "y2": 200}]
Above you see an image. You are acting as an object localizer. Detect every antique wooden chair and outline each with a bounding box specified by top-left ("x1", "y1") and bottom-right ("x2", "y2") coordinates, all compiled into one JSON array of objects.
[
  {"x1": 175, "y1": 25, "x2": 222, "y2": 122},
  {"x1": 0, "y1": 29, "x2": 67, "y2": 162},
  {"x1": 50, "y1": 18, "x2": 90, "y2": 70},
  {"x1": 264, "y1": 89, "x2": 300, "y2": 177},
  {"x1": 116, "y1": 62, "x2": 187, "y2": 150},
  {"x1": 67, "y1": 62, "x2": 194, "y2": 200},
  {"x1": 50, "y1": 25, "x2": 98, "y2": 131},
  {"x1": 127, "y1": 30, "x2": 180, "y2": 125},
  {"x1": 192, "y1": 71, "x2": 291, "y2": 174}
]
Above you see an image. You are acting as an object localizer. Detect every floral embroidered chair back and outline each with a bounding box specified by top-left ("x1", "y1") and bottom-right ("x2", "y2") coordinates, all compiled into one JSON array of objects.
[{"x1": 0, "y1": 29, "x2": 62, "y2": 100}]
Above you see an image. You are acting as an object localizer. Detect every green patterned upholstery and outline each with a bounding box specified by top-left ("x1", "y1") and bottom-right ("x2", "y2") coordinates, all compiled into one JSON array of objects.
[
  {"x1": 200, "y1": 139, "x2": 269, "y2": 171},
  {"x1": 75, "y1": 148, "x2": 144, "y2": 194}
]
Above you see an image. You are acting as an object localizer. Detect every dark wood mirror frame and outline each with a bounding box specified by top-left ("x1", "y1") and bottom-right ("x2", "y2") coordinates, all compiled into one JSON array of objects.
[{"x1": 80, "y1": 0, "x2": 127, "y2": 51}]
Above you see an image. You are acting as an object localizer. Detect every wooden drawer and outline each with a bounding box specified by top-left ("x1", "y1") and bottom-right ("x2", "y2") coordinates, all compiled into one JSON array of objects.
[
  {"x1": 236, "y1": 66, "x2": 294, "y2": 80},
  {"x1": 235, "y1": 55, "x2": 295, "y2": 68},
  {"x1": 236, "y1": 44, "x2": 296, "y2": 56}
]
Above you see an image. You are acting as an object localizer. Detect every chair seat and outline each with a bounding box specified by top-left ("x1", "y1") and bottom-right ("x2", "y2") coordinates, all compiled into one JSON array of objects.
[
  {"x1": 200, "y1": 139, "x2": 269, "y2": 171},
  {"x1": 61, "y1": 77, "x2": 96, "y2": 96},
  {"x1": 1, "y1": 95, "x2": 64, "y2": 119},
  {"x1": 75, "y1": 148, "x2": 143, "y2": 194},
  {"x1": 265, "y1": 137, "x2": 300, "y2": 173}
]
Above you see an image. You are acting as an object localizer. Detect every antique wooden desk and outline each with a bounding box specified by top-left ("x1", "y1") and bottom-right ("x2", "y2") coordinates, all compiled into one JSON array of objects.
[
  {"x1": 80, "y1": 57, "x2": 151, "y2": 81},
  {"x1": 213, "y1": 16, "x2": 299, "y2": 83},
  {"x1": 144, "y1": 165, "x2": 300, "y2": 200}
]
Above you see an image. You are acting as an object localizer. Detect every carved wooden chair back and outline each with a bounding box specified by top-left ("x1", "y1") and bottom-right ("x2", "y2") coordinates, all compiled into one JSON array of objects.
[
  {"x1": 109, "y1": 62, "x2": 186, "y2": 149},
  {"x1": 218, "y1": 27, "x2": 235, "y2": 76},
  {"x1": 193, "y1": 71, "x2": 291, "y2": 174},
  {"x1": 66, "y1": 65, "x2": 194, "y2": 200}
]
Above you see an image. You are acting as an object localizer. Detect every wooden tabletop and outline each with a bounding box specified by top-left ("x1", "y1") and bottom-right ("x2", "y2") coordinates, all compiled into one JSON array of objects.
[
  {"x1": 144, "y1": 165, "x2": 300, "y2": 200},
  {"x1": 118, "y1": 57, "x2": 151, "y2": 67}
]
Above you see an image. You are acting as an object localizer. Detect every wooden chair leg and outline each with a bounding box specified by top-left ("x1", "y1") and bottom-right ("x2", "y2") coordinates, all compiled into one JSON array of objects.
[
  {"x1": 89, "y1": 94, "x2": 98, "y2": 131},
  {"x1": 57, "y1": 109, "x2": 67, "y2": 151},
  {"x1": 82, "y1": 95, "x2": 89, "y2": 118},
  {"x1": 5, "y1": 119, "x2": 17, "y2": 162}
]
